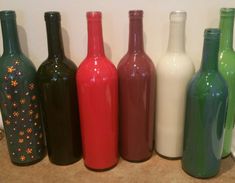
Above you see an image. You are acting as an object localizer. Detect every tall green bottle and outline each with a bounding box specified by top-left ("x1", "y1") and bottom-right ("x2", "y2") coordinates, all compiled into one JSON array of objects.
[
  {"x1": 0, "y1": 11, "x2": 45, "y2": 165},
  {"x1": 182, "y1": 29, "x2": 228, "y2": 178},
  {"x1": 218, "y1": 8, "x2": 235, "y2": 158}
]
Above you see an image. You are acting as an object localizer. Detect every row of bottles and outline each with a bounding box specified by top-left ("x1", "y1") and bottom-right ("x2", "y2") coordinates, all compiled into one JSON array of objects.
[{"x1": 0, "y1": 8, "x2": 234, "y2": 178}]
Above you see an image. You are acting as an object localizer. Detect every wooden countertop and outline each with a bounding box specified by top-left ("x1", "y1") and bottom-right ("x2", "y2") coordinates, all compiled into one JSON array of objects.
[{"x1": 0, "y1": 138, "x2": 235, "y2": 183}]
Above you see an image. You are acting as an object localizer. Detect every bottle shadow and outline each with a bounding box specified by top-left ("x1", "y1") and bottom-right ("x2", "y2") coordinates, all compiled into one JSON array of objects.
[
  {"x1": 62, "y1": 27, "x2": 71, "y2": 59},
  {"x1": 17, "y1": 25, "x2": 29, "y2": 57},
  {"x1": 104, "y1": 42, "x2": 112, "y2": 61},
  {"x1": 219, "y1": 156, "x2": 234, "y2": 175}
]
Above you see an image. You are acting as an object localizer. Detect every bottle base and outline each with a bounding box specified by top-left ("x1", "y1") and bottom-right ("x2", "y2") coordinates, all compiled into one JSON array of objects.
[
  {"x1": 182, "y1": 165, "x2": 218, "y2": 179},
  {"x1": 155, "y1": 150, "x2": 181, "y2": 160},
  {"x1": 49, "y1": 155, "x2": 82, "y2": 166},
  {"x1": 84, "y1": 161, "x2": 118, "y2": 172},
  {"x1": 121, "y1": 153, "x2": 152, "y2": 163},
  {"x1": 222, "y1": 152, "x2": 231, "y2": 159},
  {"x1": 11, "y1": 156, "x2": 45, "y2": 166}
]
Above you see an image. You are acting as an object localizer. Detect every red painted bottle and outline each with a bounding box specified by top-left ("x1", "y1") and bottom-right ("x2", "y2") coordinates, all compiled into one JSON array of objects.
[
  {"x1": 76, "y1": 11, "x2": 118, "y2": 170},
  {"x1": 118, "y1": 10, "x2": 156, "y2": 162}
]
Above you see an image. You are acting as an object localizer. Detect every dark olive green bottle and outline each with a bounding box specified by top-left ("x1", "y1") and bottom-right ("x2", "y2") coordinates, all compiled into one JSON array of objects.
[
  {"x1": 37, "y1": 12, "x2": 82, "y2": 165},
  {"x1": 182, "y1": 29, "x2": 228, "y2": 178},
  {"x1": 0, "y1": 11, "x2": 45, "y2": 165}
]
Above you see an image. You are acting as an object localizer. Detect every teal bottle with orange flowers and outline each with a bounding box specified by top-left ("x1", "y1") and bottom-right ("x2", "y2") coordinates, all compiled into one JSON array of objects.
[{"x1": 0, "y1": 11, "x2": 45, "y2": 165}]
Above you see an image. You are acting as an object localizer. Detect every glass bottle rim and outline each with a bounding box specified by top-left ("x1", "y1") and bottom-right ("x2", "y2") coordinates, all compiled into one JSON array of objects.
[
  {"x1": 204, "y1": 28, "x2": 220, "y2": 39},
  {"x1": 129, "y1": 10, "x2": 143, "y2": 18},
  {"x1": 44, "y1": 11, "x2": 61, "y2": 21},
  {"x1": 0, "y1": 10, "x2": 16, "y2": 20},
  {"x1": 220, "y1": 8, "x2": 235, "y2": 17},
  {"x1": 87, "y1": 11, "x2": 102, "y2": 20}
]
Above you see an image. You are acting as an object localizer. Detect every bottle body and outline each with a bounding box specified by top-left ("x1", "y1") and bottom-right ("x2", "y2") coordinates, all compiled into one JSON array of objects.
[
  {"x1": 218, "y1": 8, "x2": 235, "y2": 157},
  {"x1": 118, "y1": 10, "x2": 155, "y2": 162},
  {"x1": 156, "y1": 11, "x2": 195, "y2": 158},
  {"x1": 76, "y1": 12, "x2": 118, "y2": 170},
  {"x1": 37, "y1": 12, "x2": 82, "y2": 165},
  {"x1": 156, "y1": 54, "x2": 194, "y2": 158},
  {"x1": 182, "y1": 29, "x2": 228, "y2": 178},
  {"x1": 0, "y1": 11, "x2": 45, "y2": 165},
  {"x1": 37, "y1": 59, "x2": 82, "y2": 165},
  {"x1": 118, "y1": 53, "x2": 155, "y2": 162}
]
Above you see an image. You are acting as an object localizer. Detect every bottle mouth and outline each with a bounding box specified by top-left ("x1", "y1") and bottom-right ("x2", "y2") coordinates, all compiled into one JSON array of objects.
[
  {"x1": 170, "y1": 11, "x2": 186, "y2": 22},
  {"x1": 129, "y1": 10, "x2": 143, "y2": 18},
  {"x1": 220, "y1": 8, "x2": 235, "y2": 17},
  {"x1": 44, "y1": 11, "x2": 61, "y2": 21},
  {"x1": 204, "y1": 28, "x2": 220, "y2": 39},
  {"x1": 87, "y1": 11, "x2": 102, "y2": 20},
  {"x1": 0, "y1": 10, "x2": 16, "y2": 20}
]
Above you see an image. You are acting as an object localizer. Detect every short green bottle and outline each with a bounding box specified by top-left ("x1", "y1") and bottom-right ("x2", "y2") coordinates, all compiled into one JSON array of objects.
[
  {"x1": 182, "y1": 29, "x2": 228, "y2": 178},
  {"x1": 218, "y1": 8, "x2": 235, "y2": 158},
  {"x1": 0, "y1": 11, "x2": 45, "y2": 165}
]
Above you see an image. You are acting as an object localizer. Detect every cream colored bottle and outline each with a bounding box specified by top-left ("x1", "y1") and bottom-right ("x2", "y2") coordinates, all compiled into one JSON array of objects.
[{"x1": 155, "y1": 11, "x2": 195, "y2": 158}]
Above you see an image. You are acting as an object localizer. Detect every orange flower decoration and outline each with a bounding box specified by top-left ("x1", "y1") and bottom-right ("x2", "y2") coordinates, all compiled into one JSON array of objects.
[
  {"x1": 27, "y1": 128, "x2": 32, "y2": 133},
  {"x1": 6, "y1": 94, "x2": 12, "y2": 99},
  {"x1": 7, "y1": 66, "x2": 15, "y2": 73},
  {"x1": 11, "y1": 80, "x2": 18, "y2": 87},
  {"x1": 5, "y1": 120, "x2": 11, "y2": 125},
  {"x1": 19, "y1": 131, "x2": 24, "y2": 136},
  {"x1": 32, "y1": 95, "x2": 36, "y2": 100},
  {"x1": 13, "y1": 111, "x2": 19, "y2": 117},
  {"x1": 18, "y1": 138, "x2": 24, "y2": 143},
  {"x1": 20, "y1": 99, "x2": 26, "y2": 104},
  {"x1": 29, "y1": 83, "x2": 34, "y2": 90},
  {"x1": 26, "y1": 148, "x2": 33, "y2": 154},
  {"x1": 29, "y1": 110, "x2": 33, "y2": 115},
  {"x1": 13, "y1": 103, "x2": 17, "y2": 108},
  {"x1": 20, "y1": 155, "x2": 26, "y2": 161}
]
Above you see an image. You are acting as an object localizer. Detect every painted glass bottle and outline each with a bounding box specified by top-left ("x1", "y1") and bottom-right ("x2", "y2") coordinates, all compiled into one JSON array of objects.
[
  {"x1": 182, "y1": 29, "x2": 228, "y2": 178},
  {"x1": 0, "y1": 11, "x2": 45, "y2": 165},
  {"x1": 76, "y1": 12, "x2": 118, "y2": 170},
  {"x1": 155, "y1": 11, "x2": 195, "y2": 158},
  {"x1": 118, "y1": 10, "x2": 155, "y2": 162},
  {"x1": 37, "y1": 12, "x2": 82, "y2": 165},
  {"x1": 218, "y1": 8, "x2": 235, "y2": 158}
]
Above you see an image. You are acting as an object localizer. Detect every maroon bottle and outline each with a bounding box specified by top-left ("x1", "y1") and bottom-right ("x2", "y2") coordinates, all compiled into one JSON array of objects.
[{"x1": 118, "y1": 10, "x2": 156, "y2": 162}]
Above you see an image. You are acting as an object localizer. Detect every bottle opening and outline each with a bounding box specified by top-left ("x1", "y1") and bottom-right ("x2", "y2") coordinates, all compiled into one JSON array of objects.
[
  {"x1": 220, "y1": 8, "x2": 235, "y2": 17},
  {"x1": 129, "y1": 10, "x2": 143, "y2": 18},
  {"x1": 44, "y1": 11, "x2": 61, "y2": 21},
  {"x1": 170, "y1": 11, "x2": 186, "y2": 22},
  {"x1": 204, "y1": 28, "x2": 220, "y2": 39},
  {"x1": 0, "y1": 10, "x2": 16, "y2": 20},
  {"x1": 87, "y1": 11, "x2": 102, "y2": 20}
]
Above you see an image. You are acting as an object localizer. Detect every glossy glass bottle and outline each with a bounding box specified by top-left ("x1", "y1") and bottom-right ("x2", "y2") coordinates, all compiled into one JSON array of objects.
[
  {"x1": 182, "y1": 29, "x2": 228, "y2": 178},
  {"x1": 118, "y1": 10, "x2": 155, "y2": 162},
  {"x1": 218, "y1": 8, "x2": 235, "y2": 158},
  {"x1": 156, "y1": 11, "x2": 195, "y2": 158},
  {"x1": 37, "y1": 12, "x2": 82, "y2": 165},
  {"x1": 0, "y1": 11, "x2": 45, "y2": 165},
  {"x1": 76, "y1": 12, "x2": 118, "y2": 170}
]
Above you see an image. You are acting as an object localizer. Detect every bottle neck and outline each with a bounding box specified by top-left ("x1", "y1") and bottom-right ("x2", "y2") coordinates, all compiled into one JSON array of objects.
[
  {"x1": 1, "y1": 17, "x2": 21, "y2": 55},
  {"x1": 219, "y1": 15, "x2": 234, "y2": 51},
  {"x1": 87, "y1": 19, "x2": 105, "y2": 57},
  {"x1": 167, "y1": 20, "x2": 185, "y2": 53},
  {"x1": 200, "y1": 37, "x2": 219, "y2": 71},
  {"x1": 128, "y1": 17, "x2": 144, "y2": 53},
  {"x1": 46, "y1": 19, "x2": 65, "y2": 59}
]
